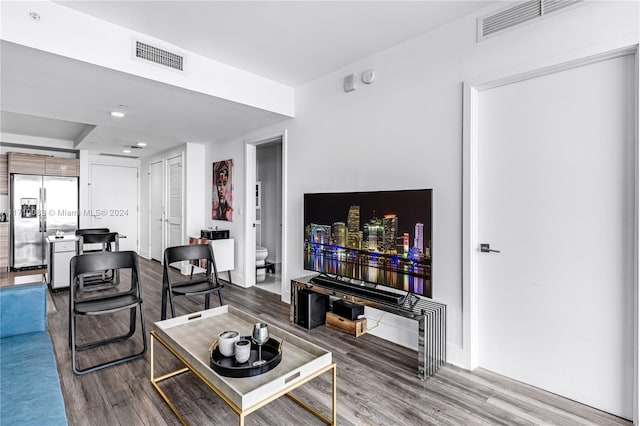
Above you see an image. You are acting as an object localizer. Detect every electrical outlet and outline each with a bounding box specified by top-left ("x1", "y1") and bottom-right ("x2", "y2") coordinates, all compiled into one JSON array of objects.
[{"x1": 362, "y1": 69, "x2": 375, "y2": 84}]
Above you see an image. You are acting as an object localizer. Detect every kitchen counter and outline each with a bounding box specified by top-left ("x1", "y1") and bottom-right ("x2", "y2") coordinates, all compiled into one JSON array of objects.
[
  {"x1": 0, "y1": 222, "x2": 8, "y2": 271},
  {"x1": 46, "y1": 235, "x2": 78, "y2": 290}
]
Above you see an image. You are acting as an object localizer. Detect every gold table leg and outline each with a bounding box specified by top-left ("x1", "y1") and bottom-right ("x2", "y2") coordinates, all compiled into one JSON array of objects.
[
  {"x1": 283, "y1": 363, "x2": 337, "y2": 425},
  {"x1": 150, "y1": 331, "x2": 337, "y2": 425},
  {"x1": 150, "y1": 333, "x2": 190, "y2": 425}
]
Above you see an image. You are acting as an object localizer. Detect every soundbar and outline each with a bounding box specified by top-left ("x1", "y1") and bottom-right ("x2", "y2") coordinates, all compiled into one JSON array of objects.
[{"x1": 310, "y1": 275, "x2": 406, "y2": 305}]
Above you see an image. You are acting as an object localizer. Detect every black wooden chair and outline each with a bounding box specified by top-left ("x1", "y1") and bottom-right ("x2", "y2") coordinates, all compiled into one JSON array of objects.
[
  {"x1": 69, "y1": 251, "x2": 147, "y2": 375},
  {"x1": 75, "y1": 232, "x2": 120, "y2": 291},
  {"x1": 76, "y1": 228, "x2": 110, "y2": 236},
  {"x1": 162, "y1": 244, "x2": 224, "y2": 320}
]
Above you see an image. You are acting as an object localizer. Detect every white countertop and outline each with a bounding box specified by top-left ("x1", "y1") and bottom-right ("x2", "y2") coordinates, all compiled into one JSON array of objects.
[{"x1": 46, "y1": 234, "x2": 78, "y2": 243}]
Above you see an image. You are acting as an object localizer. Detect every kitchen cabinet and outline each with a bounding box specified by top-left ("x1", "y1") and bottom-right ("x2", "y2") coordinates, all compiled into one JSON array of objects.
[
  {"x1": 7, "y1": 153, "x2": 79, "y2": 177},
  {"x1": 8, "y1": 152, "x2": 46, "y2": 175},
  {"x1": 0, "y1": 154, "x2": 7, "y2": 194},
  {"x1": 0, "y1": 223, "x2": 8, "y2": 271},
  {"x1": 46, "y1": 235, "x2": 76, "y2": 289},
  {"x1": 45, "y1": 157, "x2": 79, "y2": 177}
]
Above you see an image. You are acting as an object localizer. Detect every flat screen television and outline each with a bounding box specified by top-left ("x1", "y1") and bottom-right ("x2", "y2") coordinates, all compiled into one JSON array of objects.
[{"x1": 303, "y1": 189, "x2": 432, "y2": 298}]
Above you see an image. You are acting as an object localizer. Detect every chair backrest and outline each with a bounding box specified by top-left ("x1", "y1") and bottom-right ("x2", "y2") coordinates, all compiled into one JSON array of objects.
[
  {"x1": 77, "y1": 232, "x2": 119, "y2": 255},
  {"x1": 75, "y1": 228, "x2": 110, "y2": 236},
  {"x1": 70, "y1": 251, "x2": 141, "y2": 297},
  {"x1": 163, "y1": 244, "x2": 219, "y2": 281}
]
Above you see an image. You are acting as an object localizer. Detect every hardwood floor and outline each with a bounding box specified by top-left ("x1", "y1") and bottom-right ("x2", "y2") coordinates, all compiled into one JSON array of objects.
[{"x1": 45, "y1": 256, "x2": 631, "y2": 425}]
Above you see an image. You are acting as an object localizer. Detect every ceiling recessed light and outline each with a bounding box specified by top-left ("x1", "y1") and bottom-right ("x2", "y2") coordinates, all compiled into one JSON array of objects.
[
  {"x1": 123, "y1": 149, "x2": 132, "y2": 154},
  {"x1": 136, "y1": 142, "x2": 147, "y2": 147},
  {"x1": 110, "y1": 111, "x2": 125, "y2": 118}
]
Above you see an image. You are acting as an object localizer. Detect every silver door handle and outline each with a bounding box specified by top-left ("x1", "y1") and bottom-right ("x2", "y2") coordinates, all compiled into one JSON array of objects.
[
  {"x1": 42, "y1": 188, "x2": 47, "y2": 232},
  {"x1": 480, "y1": 243, "x2": 500, "y2": 253}
]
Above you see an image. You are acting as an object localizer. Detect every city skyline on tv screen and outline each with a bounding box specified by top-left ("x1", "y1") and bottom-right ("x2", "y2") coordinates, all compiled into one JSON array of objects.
[{"x1": 303, "y1": 189, "x2": 432, "y2": 298}]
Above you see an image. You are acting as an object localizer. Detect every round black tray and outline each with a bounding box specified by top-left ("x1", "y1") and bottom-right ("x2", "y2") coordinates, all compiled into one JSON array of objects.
[{"x1": 209, "y1": 336, "x2": 282, "y2": 378}]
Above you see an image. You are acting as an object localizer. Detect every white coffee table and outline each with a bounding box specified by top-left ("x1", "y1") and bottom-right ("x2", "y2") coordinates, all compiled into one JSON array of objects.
[{"x1": 151, "y1": 305, "x2": 336, "y2": 425}]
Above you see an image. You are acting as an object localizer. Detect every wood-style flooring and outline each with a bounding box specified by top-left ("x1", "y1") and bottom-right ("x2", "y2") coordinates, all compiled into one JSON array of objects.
[{"x1": 42, "y1": 256, "x2": 630, "y2": 425}]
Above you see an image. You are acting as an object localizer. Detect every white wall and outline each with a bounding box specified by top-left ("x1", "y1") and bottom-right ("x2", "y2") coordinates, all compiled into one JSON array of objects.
[
  {"x1": 204, "y1": 139, "x2": 247, "y2": 284},
  {"x1": 205, "y1": 1, "x2": 639, "y2": 366},
  {"x1": 184, "y1": 143, "x2": 205, "y2": 241}
]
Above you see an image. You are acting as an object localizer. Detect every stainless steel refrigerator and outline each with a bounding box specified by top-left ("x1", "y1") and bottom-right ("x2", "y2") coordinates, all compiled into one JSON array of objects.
[{"x1": 11, "y1": 174, "x2": 78, "y2": 269}]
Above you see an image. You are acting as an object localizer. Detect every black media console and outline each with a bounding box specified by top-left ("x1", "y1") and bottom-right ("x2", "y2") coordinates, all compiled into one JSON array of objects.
[{"x1": 291, "y1": 275, "x2": 447, "y2": 379}]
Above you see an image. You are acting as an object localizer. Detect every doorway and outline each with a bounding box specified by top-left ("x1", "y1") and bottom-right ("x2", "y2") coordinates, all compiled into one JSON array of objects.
[
  {"x1": 245, "y1": 133, "x2": 286, "y2": 298},
  {"x1": 165, "y1": 154, "x2": 183, "y2": 249},
  {"x1": 464, "y1": 47, "x2": 638, "y2": 420},
  {"x1": 149, "y1": 160, "x2": 163, "y2": 261},
  {"x1": 89, "y1": 163, "x2": 138, "y2": 252},
  {"x1": 256, "y1": 140, "x2": 283, "y2": 294},
  {"x1": 148, "y1": 154, "x2": 184, "y2": 263}
]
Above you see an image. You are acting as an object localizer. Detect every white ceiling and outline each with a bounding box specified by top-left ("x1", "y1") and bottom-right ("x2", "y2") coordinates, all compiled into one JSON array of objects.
[
  {"x1": 1, "y1": 40, "x2": 289, "y2": 157},
  {"x1": 1, "y1": 1, "x2": 495, "y2": 158}
]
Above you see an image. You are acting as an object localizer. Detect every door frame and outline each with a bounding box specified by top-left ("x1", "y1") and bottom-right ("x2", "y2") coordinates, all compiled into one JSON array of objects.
[
  {"x1": 462, "y1": 43, "x2": 639, "y2": 421},
  {"x1": 148, "y1": 158, "x2": 165, "y2": 262},
  {"x1": 244, "y1": 130, "x2": 288, "y2": 301},
  {"x1": 166, "y1": 152, "x2": 185, "y2": 248}
]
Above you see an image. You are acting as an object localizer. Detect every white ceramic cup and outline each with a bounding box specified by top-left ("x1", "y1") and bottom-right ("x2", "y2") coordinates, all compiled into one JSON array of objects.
[
  {"x1": 217, "y1": 330, "x2": 240, "y2": 357},
  {"x1": 234, "y1": 339, "x2": 252, "y2": 364}
]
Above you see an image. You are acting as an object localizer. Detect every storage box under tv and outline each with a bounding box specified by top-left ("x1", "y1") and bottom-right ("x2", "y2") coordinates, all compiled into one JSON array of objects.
[{"x1": 326, "y1": 311, "x2": 367, "y2": 337}]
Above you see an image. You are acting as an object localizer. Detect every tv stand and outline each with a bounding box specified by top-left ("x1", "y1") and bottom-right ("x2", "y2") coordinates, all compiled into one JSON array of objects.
[
  {"x1": 291, "y1": 275, "x2": 446, "y2": 379},
  {"x1": 310, "y1": 274, "x2": 407, "y2": 305}
]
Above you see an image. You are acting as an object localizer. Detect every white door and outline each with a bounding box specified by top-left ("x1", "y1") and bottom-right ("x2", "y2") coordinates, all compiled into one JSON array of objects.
[
  {"x1": 149, "y1": 160, "x2": 163, "y2": 261},
  {"x1": 166, "y1": 155, "x2": 183, "y2": 249},
  {"x1": 478, "y1": 55, "x2": 634, "y2": 418},
  {"x1": 90, "y1": 163, "x2": 138, "y2": 252}
]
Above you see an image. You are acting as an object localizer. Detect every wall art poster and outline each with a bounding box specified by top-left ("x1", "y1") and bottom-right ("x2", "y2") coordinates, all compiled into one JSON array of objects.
[{"x1": 212, "y1": 159, "x2": 233, "y2": 221}]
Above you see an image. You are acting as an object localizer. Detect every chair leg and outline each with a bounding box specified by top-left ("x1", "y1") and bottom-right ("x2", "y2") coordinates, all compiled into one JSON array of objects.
[
  {"x1": 72, "y1": 304, "x2": 147, "y2": 375},
  {"x1": 68, "y1": 300, "x2": 73, "y2": 349},
  {"x1": 204, "y1": 293, "x2": 211, "y2": 310},
  {"x1": 218, "y1": 290, "x2": 224, "y2": 306},
  {"x1": 74, "y1": 316, "x2": 138, "y2": 351},
  {"x1": 126, "y1": 307, "x2": 137, "y2": 338},
  {"x1": 168, "y1": 291, "x2": 176, "y2": 319},
  {"x1": 161, "y1": 286, "x2": 168, "y2": 320},
  {"x1": 71, "y1": 313, "x2": 78, "y2": 372}
]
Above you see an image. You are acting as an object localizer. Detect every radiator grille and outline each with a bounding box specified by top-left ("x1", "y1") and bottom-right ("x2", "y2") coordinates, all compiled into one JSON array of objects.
[
  {"x1": 135, "y1": 41, "x2": 184, "y2": 71},
  {"x1": 478, "y1": 0, "x2": 583, "y2": 41}
]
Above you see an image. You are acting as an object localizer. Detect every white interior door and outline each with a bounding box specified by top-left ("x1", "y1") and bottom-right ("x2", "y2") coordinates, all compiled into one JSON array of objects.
[
  {"x1": 150, "y1": 160, "x2": 163, "y2": 261},
  {"x1": 478, "y1": 54, "x2": 634, "y2": 418},
  {"x1": 166, "y1": 155, "x2": 183, "y2": 249},
  {"x1": 90, "y1": 163, "x2": 138, "y2": 252}
]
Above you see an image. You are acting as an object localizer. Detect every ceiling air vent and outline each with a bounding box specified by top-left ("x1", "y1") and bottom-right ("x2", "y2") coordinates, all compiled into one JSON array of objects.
[
  {"x1": 478, "y1": 0, "x2": 583, "y2": 41},
  {"x1": 135, "y1": 41, "x2": 184, "y2": 71},
  {"x1": 99, "y1": 153, "x2": 139, "y2": 159}
]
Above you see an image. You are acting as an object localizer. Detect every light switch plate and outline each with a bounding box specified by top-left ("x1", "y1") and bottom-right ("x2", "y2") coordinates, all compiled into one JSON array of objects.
[{"x1": 343, "y1": 73, "x2": 357, "y2": 92}]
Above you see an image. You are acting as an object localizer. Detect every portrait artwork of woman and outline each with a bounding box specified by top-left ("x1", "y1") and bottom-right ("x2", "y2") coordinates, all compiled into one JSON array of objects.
[{"x1": 212, "y1": 159, "x2": 233, "y2": 221}]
